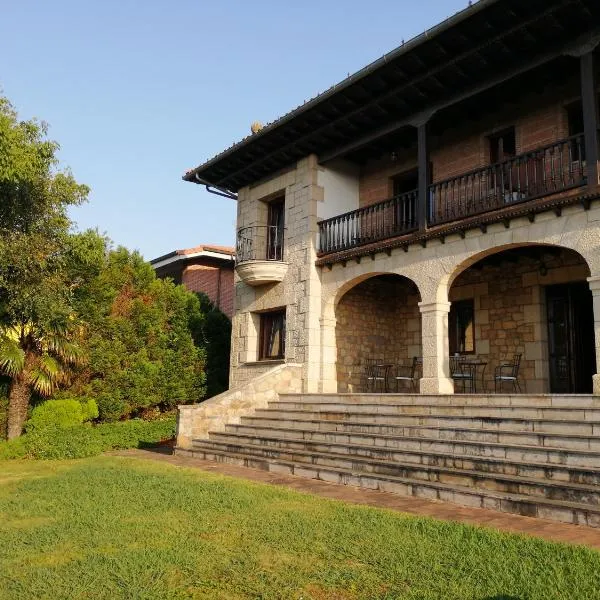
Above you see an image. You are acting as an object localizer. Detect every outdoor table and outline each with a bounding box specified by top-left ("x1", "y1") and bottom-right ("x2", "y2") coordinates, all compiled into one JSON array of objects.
[{"x1": 460, "y1": 359, "x2": 488, "y2": 393}]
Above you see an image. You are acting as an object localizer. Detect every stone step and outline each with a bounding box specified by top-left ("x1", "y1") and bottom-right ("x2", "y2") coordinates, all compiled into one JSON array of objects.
[
  {"x1": 211, "y1": 431, "x2": 600, "y2": 482},
  {"x1": 176, "y1": 445, "x2": 600, "y2": 527},
  {"x1": 239, "y1": 417, "x2": 600, "y2": 451},
  {"x1": 253, "y1": 409, "x2": 600, "y2": 436},
  {"x1": 267, "y1": 401, "x2": 600, "y2": 420},
  {"x1": 225, "y1": 423, "x2": 600, "y2": 467},
  {"x1": 278, "y1": 393, "x2": 600, "y2": 408},
  {"x1": 193, "y1": 438, "x2": 600, "y2": 505}
]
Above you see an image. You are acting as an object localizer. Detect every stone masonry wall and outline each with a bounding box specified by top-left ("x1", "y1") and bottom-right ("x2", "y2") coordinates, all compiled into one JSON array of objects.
[
  {"x1": 336, "y1": 276, "x2": 421, "y2": 392},
  {"x1": 230, "y1": 156, "x2": 322, "y2": 391},
  {"x1": 176, "y1": 363, "x2": 302, "y2": 448},
  {"x1": 450, "y1": 248, "x2": 590, "y2": 393}
]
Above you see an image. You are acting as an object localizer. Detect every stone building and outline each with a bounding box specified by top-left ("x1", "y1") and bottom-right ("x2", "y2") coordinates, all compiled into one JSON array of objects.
[
  {"x1": 176, "y1": 0, "x2": 600, "y2": 526},
  {"x1": 151, "y1": 244, "x2": 235, "y2": 319}
]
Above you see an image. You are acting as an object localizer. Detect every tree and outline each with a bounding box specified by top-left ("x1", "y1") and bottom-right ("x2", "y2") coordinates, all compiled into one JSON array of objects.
[
  {"x1": 67, "y1": 245, "x2": 206, "y2": 421},
  {"x1": 0, "y1": 96, "x2": 89, "y2": 438},
  {"x1": 191, "y1": 293, "x2": 231, "y2": 398}
]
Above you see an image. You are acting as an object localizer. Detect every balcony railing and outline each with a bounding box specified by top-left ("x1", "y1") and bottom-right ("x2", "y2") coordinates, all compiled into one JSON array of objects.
[
  {"x1": 317, "y1": 134, "x2": 588, "y2": 256},
  {"x1": 428, "y1": 134, "x2": 586, "y2": 226},
  {"x1": 236, "y1": 225, "x2": 284, "y2": 264},
  {"x1": 318, "y1": 189, "x2": 418, "y2": 255}
]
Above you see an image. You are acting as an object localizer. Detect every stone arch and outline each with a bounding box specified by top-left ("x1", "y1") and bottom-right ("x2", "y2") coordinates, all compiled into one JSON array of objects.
[
  {"x1": 441, "y1": 242, "x2": 594, "y2": 394},
  {"x1": 333, "y1": 272, "x2": 422, "y2": 392}
]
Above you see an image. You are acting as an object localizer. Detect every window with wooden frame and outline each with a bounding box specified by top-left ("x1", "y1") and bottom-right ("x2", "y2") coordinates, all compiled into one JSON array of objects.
[
  {"x1": 259, "y1": 309, "x2": 286, "y2": 360},
  {"x1": 566, "y1": 100, "x2": 585, "y2": 162},
  {"x1": 488, "y1": 127, "x2": 516, "y2": 164},
  {"x1": 266, "y1": 197, "x2": 285, "y2": 261},
  {"x1": 449, "y1": 299, "x2": 475, "y2": 355}
]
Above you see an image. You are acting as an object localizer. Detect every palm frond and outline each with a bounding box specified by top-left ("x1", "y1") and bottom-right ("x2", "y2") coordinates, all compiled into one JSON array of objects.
[
  {"x1": 28, "y1": 366, "x2": 56, "y2": 397},
  {"x1": 38, "y1": 354, "x2": 62, "y2": 379},
  {"x1": 0, "y1": 336, "x2": 25, "y2": 376}
]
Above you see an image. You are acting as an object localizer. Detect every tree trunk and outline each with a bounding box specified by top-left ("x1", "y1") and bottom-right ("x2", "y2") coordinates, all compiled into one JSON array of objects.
[{"x1": 7, "y1": 375, "x2": 30, "y2": 440}]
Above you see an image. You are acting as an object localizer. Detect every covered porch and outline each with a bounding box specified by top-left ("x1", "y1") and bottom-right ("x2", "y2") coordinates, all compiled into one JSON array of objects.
[{"x1": 331, "y1": 244, "x2": 597, "y2": 395}]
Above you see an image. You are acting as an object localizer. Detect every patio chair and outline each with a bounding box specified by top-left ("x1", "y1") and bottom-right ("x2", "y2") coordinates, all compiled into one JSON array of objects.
[
  {"x1": 494, "y1": 354, "x2": 523, "y2": 393},
  {"x1": 363, "y1": 358, "x2": 388, "y2": 392},
  {"x1": 450, "y1": 355, "x2": 475, "y2": 393},
  {"x1": 392, "y1": 356, "x2": 422, "y2": 392}
]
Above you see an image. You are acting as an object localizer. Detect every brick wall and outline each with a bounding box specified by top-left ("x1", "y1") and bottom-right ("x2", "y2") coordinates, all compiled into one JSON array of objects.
[
  {"x1": 335, "y1": 275, "x2": 421, "y2": 392},
  {"x1": 358, "y1": 78, "x2": 579, "y2": 207},
  {"x1": 182, "y1": 264, "x2": 234, "y2": 318}
]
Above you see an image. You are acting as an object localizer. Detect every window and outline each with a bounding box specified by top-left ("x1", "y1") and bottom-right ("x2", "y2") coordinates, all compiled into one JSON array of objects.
[
  {"x1": 488, "y1": 127, "x2": 516, "y2": 164},
  {"x1": 267, "y1": 197, "x2": 285, "y2": 260},
  {"x1": 259, "y1": 309, "x2": 286, "y2": 360},
  {"x1": 449, "y1": 300, "x2": 475, "y2": 355},
  {"x1": 392, "y1": 168, "x2": 419, "y2": 196},
  {"x1": 566, "y1": 101, "x2": 585, "y2": 162}
]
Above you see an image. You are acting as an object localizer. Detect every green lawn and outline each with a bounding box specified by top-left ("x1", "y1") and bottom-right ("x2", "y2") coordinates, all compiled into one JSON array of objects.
[{"x1": 0, "y1": 457, "x2": 598, "y2": 600}]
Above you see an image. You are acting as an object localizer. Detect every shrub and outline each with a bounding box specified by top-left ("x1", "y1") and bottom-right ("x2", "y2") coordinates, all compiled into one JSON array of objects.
[
  {"x1": 0, "y1": 415, "x2": 176, "y2": 460},
  {"x1": 26, "y1": 398, "x2": 99, "y2": 432}
]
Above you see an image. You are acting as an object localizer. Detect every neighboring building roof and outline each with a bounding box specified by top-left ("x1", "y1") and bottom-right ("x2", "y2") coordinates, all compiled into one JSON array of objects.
[
  {"x1": 150, "y1": 244, "x2": 235, "y2": 270},
  {"x1": 183, "y1": 0, "x2": 599, "y2": 194}
]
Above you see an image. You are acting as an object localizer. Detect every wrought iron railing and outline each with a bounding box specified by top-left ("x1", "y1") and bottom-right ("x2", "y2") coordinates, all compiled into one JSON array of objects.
[
  {"x1": 236, "y1": 225, "x2": 284, "y2": 264},
  {"x1": 318, "y1": 189, "x2": 418, "y2": 254},
  {"x1": 428, "y1": 134, "x2": 587, "y2": 226}
]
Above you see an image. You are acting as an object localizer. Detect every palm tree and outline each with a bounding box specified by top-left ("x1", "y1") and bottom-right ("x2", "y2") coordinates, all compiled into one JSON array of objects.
[{"x1": 0, "y1": 322, "x2": 83, "y2": 439}]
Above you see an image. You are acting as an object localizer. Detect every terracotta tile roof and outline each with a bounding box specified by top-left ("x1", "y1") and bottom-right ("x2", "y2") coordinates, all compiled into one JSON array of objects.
[{"x1": 177, "y1": 244, "x2": 235, "y2": 257}]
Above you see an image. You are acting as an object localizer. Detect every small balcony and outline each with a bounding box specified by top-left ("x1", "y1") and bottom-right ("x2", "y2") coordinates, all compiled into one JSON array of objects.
[
  {"x1": 235, "y1": 225, "x2": 287, "y2": 286},
  {"x1": 318, "y1": 134, "x2": 589, "y2": 256}
]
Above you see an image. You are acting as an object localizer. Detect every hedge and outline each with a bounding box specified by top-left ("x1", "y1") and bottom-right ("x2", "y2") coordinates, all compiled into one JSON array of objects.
[{"x1": 0, "y1": 416, "x2": 176, "y2": 460}]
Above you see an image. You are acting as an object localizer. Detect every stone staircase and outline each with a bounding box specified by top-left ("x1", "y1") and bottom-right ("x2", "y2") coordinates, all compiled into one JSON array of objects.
[{"x1": 176, "y1": 393, "x2": 600, "y2": 527}]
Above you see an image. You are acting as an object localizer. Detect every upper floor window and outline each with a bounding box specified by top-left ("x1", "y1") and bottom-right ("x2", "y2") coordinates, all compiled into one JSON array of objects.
[
  {"x1": 392, "y1": 168, "x2": 419, "y2": 196},
  {"x1": 489, "y1": 127, "x2": 516, "y2": 164},
  {"x1": 566, "y1": 101, "x2": 585, "y2": 162},
  {"x1": 259, "y1": 309, "x2": 286, "y2": 360},
  {"x1": 267, "y1": 197, "x2": 285, "y2": 261}
]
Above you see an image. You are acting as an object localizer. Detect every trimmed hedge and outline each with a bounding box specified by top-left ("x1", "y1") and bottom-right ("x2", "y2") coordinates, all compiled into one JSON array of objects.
[
  {"x1": 27, "y1": 399, "x2": 99, "y2": 432},
  {"x1": 0, "y1": 416, "x2": 175, "y2": 460}
]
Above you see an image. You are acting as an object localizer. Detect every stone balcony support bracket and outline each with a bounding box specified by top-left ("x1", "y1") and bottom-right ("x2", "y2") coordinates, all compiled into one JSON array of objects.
[{"x1": 418, "y1": 300, "x2": 454, "y2": 394}]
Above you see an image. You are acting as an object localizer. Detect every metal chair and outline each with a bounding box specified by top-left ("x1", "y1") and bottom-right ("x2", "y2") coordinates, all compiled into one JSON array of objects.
[
  {"x1": 494, "y1": 354, "x2": 523, "y2": 393},
  {"x1": 450, "y1": 355, "x2": 475, "y2": 393},
  {"x1": 392, "y1": 356, "x2": 422, "y2": 392},
  {"x1": 363, "y1": 358, "x2": 387, "y2": 392}
]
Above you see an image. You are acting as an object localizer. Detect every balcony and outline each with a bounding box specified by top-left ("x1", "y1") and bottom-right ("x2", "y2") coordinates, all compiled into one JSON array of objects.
[
  {"x1": 235, "y1": 225, "x2": 288, "y2": 286},
  {"x1": 318, "y1": 134, "x2": 589, "y2": 257}
]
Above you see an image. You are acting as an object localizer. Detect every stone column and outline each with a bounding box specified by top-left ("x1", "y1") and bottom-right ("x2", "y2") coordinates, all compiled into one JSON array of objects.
[
  {"x1": 320, "y1": 316, "x2": 338, "y2": 393},
  {"x1": 587, "y1": 276, "x2": 600, "y2": 394},
  {"x1": 419, "y1": 300, "x2": 454, "y2": 394}
]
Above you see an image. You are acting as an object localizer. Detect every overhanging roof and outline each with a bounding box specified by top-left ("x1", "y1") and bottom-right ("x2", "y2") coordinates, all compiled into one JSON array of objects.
[{"x1": 184, "y1": 0, "x2": 600, "y2": 194}]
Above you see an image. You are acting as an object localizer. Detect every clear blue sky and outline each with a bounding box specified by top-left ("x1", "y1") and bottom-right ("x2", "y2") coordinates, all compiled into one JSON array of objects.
[{"x1": 1, "y1": 0, "x2": 468, "y2": 260}]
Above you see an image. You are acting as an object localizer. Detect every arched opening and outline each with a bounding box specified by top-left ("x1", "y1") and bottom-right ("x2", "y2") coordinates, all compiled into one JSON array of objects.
[
  {"x1": 447, "y1": 244, "x2": 595, "y2": 394},
  {"x1": 335, "y1": 274, "x2": 422, "y2": 392}
]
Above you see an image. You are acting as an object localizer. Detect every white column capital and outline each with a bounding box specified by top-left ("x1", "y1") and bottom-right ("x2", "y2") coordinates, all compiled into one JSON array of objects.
[
  {"x1": 418, "y1": 300, "x2": 451, "y2": 314},
  {"x1": 319, "y1": 316, "x2": 337, "y2": 327},
  {"x1": 587, "y1": 276, "x2": 600, "y2": 293}
]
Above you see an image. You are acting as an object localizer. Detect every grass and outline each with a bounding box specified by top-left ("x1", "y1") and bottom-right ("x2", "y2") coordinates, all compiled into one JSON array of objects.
[{"x1": 0, "y1": 457, "x2": 599, "y2": 600}]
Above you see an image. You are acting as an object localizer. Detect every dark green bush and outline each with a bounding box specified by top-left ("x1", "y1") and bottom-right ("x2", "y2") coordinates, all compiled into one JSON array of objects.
[{"x1": 0, "y1": 416, "x2": 175, "y2": 460}]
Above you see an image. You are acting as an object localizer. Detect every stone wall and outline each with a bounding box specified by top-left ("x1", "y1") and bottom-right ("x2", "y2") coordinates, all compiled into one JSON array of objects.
[
  {"x1": 336, "y1": 276, "x2": 421, "y2": 392},
  {"x1": 450, "y1": 248, "x2": 589, "y2": 393},
  {"x1": 176, "y1": 363, "x2": 302, "y2": 448},
  {"x1": 230, "y1": 155, "x2": 323, "y2": 391}
]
